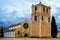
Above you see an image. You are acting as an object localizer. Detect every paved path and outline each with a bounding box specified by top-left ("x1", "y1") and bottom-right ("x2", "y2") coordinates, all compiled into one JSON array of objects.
[{"x1": 0, "y1": 38, "x2": 60, "y2": 40}]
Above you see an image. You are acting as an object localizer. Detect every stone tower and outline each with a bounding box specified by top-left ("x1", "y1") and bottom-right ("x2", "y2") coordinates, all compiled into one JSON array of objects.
[{"x1": 31, "y1": 2, "x2": 51, "y2": 37}]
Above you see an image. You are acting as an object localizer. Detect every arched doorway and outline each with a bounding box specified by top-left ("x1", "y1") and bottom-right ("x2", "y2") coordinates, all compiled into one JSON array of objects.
[{"x1": 24, "y1": 33, "x2": 29, "y2": 37}]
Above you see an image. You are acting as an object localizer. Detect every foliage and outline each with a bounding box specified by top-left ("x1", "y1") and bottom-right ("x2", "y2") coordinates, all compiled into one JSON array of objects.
[{"x1": 51, "y1": 16, "x2": 57, "y2": 38}]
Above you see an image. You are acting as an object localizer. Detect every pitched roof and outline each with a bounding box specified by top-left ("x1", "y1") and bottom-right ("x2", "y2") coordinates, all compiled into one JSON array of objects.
[
  {"x1": 4, "y1": 29, "x2": 15, "y2": 32},
  {"x1": 9, "y1": 22, "x2": 21, "y2": 28},
  {"x1": 9, "y1": 20, "x2": 29, "y2": 28}
]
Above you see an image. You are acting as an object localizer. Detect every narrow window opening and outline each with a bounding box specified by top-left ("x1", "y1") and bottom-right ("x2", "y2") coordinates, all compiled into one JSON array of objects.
[
  {"x1": 35, "y1": 6, "x2": 37, "y2": 11},
  {"x1": 35, "y1": 15, "x2": 37, "y2": 21},
  {"x1": 42, "y1": 16, "x2": 43, "y2": 21},
  {"x1": 48, "y1": 18, "x2": 50, "y2": 22},
  {"x1": 43, "y1": 7, "x2": 45, "y2": 11},
  {"x1": 18, "y1": 31, "x2": 20, "y2": 35},
  {"x1": 47, "y1": 8, "x2": 48, "y2": 13}
]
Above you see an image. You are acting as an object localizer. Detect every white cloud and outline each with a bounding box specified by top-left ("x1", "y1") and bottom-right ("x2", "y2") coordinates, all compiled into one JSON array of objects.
[
  {"x1": 1, "y1": 0, "x2": 60, "y2": 23},
  {"x1": 41, "y1": 0, "x2": 60, "y2": 8},
  {"x1": 1, "y1": 0, "x2": 60, "y2": 17},
  {"x1": 56, "y1": 16, "x2": 60, "y2": 23},
  {"x1": 5, "y1": 5, "x2": 16, "y2": 13},
  {"x1": 58, "y1": 16, "x2": 60, "y2": 19},
  {"x1": 51, "y1": 9, "x2": 58, "y2": 16},
  {"x1": 1, "y1": 0, "x2": 35, "y2": 19}
]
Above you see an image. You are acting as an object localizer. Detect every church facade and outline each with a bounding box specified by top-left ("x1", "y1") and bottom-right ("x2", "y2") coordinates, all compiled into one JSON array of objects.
[
  {"x1": 15, "y1": 21, "x2": 31, "y2": 37},
  {"x1": 31, "y1": 2, "x2": 51, "y2": 37}
]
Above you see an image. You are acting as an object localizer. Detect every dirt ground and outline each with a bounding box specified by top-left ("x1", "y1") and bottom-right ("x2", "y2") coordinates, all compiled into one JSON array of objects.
[{"x1": 0, "y1": 38, "x2": 60, "y2": 40}]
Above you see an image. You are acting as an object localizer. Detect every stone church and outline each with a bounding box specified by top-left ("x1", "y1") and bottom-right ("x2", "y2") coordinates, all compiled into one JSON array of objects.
[
  {"x1": 31, "y1": 2, "x2": 51, "y2": 37},
  {"x1": 4, "y1": 2, "x2": 51, "y2": 38}
]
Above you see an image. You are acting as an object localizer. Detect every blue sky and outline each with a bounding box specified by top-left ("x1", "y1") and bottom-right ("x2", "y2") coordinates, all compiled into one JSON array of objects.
[{"x1": 0, "y1": 0, "x2": 60, "y2": 30}]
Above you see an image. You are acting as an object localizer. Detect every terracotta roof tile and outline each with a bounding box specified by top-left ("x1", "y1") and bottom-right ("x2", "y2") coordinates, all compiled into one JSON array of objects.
[{"x1": 9, "y1": 22, "x2": 21, "y2": 28}]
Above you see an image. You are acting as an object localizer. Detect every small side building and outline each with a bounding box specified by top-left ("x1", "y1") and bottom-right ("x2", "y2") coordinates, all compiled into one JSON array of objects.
[
  {"x1": 4, "y1": 22, "x2": 21, "y2": 38},
  {"x1": 4, "y1": 29, "x2": 15, "y2": 37}
]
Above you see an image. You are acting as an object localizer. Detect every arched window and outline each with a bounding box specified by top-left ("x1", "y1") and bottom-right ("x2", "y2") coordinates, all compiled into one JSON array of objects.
[
  {"x1": 43, "y1": 7, "x2": 45, "y2": 11},
  {"x1": 42, "y1": 16, "x2": 43, "y2": 21},
  {"x1": 35, "y1": 15, "x2": 37, "y2": 21},
  {"x1": 35, "y1": 6, "x2": 37, "y2": 14},
  {"x1": 47, "y1": 8, "x2": 48, "y2": 13},
  {"x1": 35, "y1": 6, "x2": 37, "y2": 11},
  {"x1": 23, "y1": 23, "x2": 28, "y2": 29},
  {"x1": 18, "y1": 31, "x2": 20, "y2": 35},
  {"x1": 48, "y1": 18, "x2": 50, "y2": 22}
]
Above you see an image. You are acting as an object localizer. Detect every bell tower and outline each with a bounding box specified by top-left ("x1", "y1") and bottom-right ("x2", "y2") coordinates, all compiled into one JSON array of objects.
[{"x1": 31, "y1": 2, "x2": 51, "y2": 37}]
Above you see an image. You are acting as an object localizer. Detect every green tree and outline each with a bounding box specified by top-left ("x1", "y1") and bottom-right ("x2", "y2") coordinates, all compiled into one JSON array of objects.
[{"x1": 51, "y1": 16, "x2": 57, "y2": 38}]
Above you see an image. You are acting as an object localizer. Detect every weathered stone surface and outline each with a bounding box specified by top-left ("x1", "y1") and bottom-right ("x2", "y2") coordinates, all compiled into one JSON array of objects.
[{"x1": 32, "y1": 2, "x2": 51, "y2": 37}]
